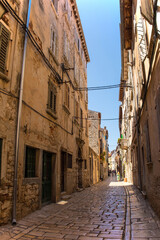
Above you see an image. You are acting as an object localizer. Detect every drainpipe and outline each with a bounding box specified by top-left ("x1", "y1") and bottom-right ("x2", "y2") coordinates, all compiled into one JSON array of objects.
[{"x1": 12, "y1": 0, "x2": 32, "y2": 225}]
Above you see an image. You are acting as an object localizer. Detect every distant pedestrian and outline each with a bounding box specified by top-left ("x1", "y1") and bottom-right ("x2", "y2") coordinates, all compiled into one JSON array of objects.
[{"x1": 117, "y1": 171, "x2": 120, "y2": 181}]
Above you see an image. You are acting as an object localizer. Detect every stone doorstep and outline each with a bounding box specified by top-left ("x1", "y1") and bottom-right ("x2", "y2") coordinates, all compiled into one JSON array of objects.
[{"x1": 61, "y1": 195, "x2": 72, "y2": 201}]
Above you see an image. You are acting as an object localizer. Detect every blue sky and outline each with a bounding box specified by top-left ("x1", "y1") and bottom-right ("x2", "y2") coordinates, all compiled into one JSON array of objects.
[{"x1": 76, "y1": 0, "x2": 121, "y2": 151}]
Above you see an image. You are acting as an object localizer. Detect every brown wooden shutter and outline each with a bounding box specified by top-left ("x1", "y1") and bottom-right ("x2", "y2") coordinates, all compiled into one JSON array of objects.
[
  {"x1": 0, "y1": 23, "x2": 10, "y2": 74},
  {"x1": 141, "y1": 0, "x2": 153, "y2": 24}
]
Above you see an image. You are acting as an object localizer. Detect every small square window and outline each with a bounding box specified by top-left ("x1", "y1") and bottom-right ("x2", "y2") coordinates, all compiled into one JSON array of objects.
[
  {"x1": 25, "y1": 146, "x2": 36, "y2": 178},
  {"x1": 68, "y1": 154, "x2": 72, "y2": 168}
]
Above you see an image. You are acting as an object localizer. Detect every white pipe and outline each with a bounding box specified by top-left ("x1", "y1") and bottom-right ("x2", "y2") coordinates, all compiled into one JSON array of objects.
[{"x1": 12, "y1": 0, "x2": 32, "y2": 225}]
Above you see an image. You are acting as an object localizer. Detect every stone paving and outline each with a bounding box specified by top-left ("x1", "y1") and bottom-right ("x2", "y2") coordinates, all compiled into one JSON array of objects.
[{"x1": 0, "y1": 177, "x2": 160, "y2": 240}]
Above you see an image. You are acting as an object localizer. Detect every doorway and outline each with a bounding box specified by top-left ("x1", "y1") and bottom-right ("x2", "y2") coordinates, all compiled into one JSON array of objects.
[
  {"x1": 42, "y1": 151, "x2": 52, "y2": 203},
  {"x1": 61, "y1": 151, "x2": 67, "y2": 192}
]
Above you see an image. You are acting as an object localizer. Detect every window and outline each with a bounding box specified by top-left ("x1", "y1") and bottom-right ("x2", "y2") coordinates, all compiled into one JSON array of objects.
[
  {"x1": 0, "y1": 22, "x2": 10, "y2": 75},
  {"x1": 52, "y1": 0, "x2": 58, "y2": 12},
  {"x1": 80, "y1": 108, "x2": 83, "y2": 128},
  {"x1": 0, "y1": 139, "x2": 2, "y2": 179},
  {"x1": 68, "y1": 154, "x2": 72, "y2": 168},
  {"x1": 64, "y1": 31, "x2": 70, "y2": 63},
  {"x1": 84, "y1": 160, "x2": 87, "y2": 169},
  {"x1": 64, "y1": 84, "x2": 70, "y2": 108},
  {"x1": 25, "y1": 146, "x2": 36, "y2": 178},
  {"x1": 47, "y1": 80, "x2": 57, "y2": 114},
  {"x1": 50, "y1": 27, "x2": 57, "y2": 56},
  {"x1": 75, "y1": 100, "x2": 79, "y2": 119},
  {"x1": 145, "y1": 120, "x2": 152, "y2": 163}
]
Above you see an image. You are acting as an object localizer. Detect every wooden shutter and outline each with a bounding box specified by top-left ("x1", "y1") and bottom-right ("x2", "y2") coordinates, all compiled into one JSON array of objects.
[
  {"x1": 141, "y1": 0, "x2": 153, "y2": 24},
  {"x1": 0, "y1": 23, "x2": 10, "y2": 74}
]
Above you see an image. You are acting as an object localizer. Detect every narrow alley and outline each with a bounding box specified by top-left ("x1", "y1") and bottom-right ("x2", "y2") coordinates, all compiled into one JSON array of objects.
[{"x1": 0, "y1": 177, "x2": 160, "y2": 240}]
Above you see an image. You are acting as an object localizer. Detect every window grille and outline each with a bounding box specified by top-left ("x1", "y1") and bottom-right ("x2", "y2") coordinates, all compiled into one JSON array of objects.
[{"x1": 25, "y1": 146, "x2": 36, "y2": 178}]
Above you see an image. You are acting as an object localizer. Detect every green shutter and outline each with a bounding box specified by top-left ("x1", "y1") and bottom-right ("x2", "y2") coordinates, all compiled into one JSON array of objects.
[{"x1": 0, "y1": 23, "x2": 10, "y2": 74}]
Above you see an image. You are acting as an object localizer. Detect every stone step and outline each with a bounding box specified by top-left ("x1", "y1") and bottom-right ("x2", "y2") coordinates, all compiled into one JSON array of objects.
[{"x1": 61, "y1": 195, "x2": 71, "y2": 201}]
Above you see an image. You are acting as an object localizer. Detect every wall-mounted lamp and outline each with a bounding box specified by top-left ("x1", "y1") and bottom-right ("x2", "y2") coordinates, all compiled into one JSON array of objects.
[{"x1": 0, "y1": 1, "x2": 8, "y2": 19}]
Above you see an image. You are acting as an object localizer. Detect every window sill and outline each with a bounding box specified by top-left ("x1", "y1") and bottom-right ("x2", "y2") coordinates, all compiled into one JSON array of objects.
[
  {"x1": 23, "y1": 177, "x2": 40, "y2": 185},
  {"x1": 50, "y1": 1, "x2": 58, "y2": 19},
  {"x1": 46, "y1": 108, "x2": 57, "y2": 119},
  {"x1": 0, "y1": 72, "x2": 10, "y2": 82},
  {"x1": 63, "y1": 104, "x2": 70, "y2": 115},
  {"x1": 48, "y1": 48, "x2": 59, "y2": 66}
]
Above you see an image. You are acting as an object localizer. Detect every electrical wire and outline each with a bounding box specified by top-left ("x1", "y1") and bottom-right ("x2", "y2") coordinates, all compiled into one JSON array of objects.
[
  {"x1": 74, "y1": 116, "x2": 135, "y2": 121},
  {"x1": 75, "y1": 84, "x2": 133, "y2": 91}
]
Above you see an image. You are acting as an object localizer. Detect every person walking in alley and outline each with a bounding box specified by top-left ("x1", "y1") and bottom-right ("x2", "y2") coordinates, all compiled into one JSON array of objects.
[{"x1": 117, "y1": 171, "x2": 120, "y2": 181}]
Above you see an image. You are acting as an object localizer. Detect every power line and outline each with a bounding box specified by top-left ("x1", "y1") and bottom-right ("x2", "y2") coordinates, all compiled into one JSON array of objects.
[
  {"x1": 74, "y1": 116, "x2": 135, "y2": 121},
  {"x1": 75, "y1": 84, "x2": 133, "y2": 91}
]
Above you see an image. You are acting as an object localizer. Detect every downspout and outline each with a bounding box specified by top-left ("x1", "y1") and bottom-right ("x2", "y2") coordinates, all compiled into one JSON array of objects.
[{"x1": 12, "y1": 0, "x2": 32, "y2": 225}]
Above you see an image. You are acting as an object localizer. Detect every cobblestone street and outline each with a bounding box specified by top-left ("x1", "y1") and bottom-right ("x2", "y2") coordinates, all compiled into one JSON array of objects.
[{"x1": 0, "y1": 177, "x2": 160, "y2": 240}]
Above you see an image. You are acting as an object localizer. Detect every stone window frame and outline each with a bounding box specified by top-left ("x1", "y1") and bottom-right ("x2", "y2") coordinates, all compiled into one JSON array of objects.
[
  {"x1": 0, "y1": 21, "x2": 12, "y2": 82},
  {"x1": 24, "y1": 146, "x2": 40, "y2": 178},
  {"x1": 47, "y1": 79, "x2": 57, "y2": 119}
]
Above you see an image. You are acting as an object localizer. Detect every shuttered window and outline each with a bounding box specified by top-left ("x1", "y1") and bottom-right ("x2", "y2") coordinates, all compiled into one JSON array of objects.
[
  {"x1": 0, "y1": 23, "x2": 10, "y2": 74},
  {"x1": 47, "y1": 80, "x2": 57, "y2": 114},
  {"x1": 50, "y1": 27, "x2": 58, "y2": 57},
  {"x1": 64, "y1": 84, "x2": 70, "y2": 108},
  {"x1": 0, "y1": 139, "x2": 2, "y2": 179}
]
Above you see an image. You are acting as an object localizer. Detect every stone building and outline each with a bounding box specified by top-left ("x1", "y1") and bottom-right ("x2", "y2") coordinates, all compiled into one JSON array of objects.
[
  {"x1": 88, "y1": 110, "x2": 101, "y2": 184},
  {"x1": 119, "y1": 0, "x2": 160, "y2": 217},
  {"x1": 0, "y1": 0, "x2": 90, "y2": 224},
  {"x1": 100, "y1": 127, "x2": 109, "y2": 180}
]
